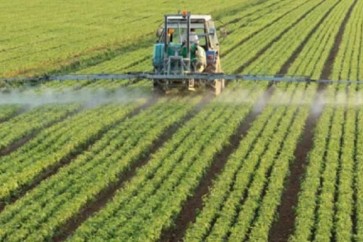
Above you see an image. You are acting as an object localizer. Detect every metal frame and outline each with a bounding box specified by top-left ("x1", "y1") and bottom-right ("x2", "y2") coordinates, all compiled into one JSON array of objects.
[
  {"x1": 2, "y1": 73, "x2": 363, "y2": 85},
  {"x1": 163, "y1": 13, "x2": 192, "y2": 75}
]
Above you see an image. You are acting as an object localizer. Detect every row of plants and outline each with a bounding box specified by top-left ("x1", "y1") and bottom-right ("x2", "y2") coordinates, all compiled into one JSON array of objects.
[
  {"x1": 331, "y1": 0, "x2": 363, "y2": 81},
  {"x1": 184, "y1": 82, "x2": 296, "y2": 241},
  {"x1": 0, "y1": 103, "x2": 79, "y2": 150},
  {"x1": 290, "y1": 0, "x2": 363, "y2": 236},
  {"x1": 0, "y1": 96, "x2": 201, "y2": 241},
  {"x1": 244, "y1": 84, "x2": 313, "y2": 241},
  {"x1": 356, "y1": 100, "x2": 363, "y2": 241},
  {"x1": 0, "y1": 101, "x2": 144, "y2": 202},
  {"x1": 290, "y1": 82, "x2": 357, "y2": 241},
  {"x1": 0, "y1": 104, "x2": 22, "y2": 121},
  {"x1": 285, "y1": 0, "x2": 355, "y2": 79},
  {"x1": 289, "y1": 105, "x2": 335, "y2": 241},
  {"x1": 333, "y1": 86, "x2": 357, "y2": 242},
  {"x1": 228, "y1": 84, "x2": 313, "y2": 241}
]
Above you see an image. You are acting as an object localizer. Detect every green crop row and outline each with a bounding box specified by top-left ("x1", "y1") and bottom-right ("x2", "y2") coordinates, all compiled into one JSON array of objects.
[
  {"x1": 185, "y1": 83, "x2": 295, "y2": 241},
  {"x1": 291, "y1": 0, "x2": 363, "y2": 238},
  {"x1": 0, "y1": 104, "x2": 22, "y2": 121},
  {"x1": 0, "y1": 104, "x2": 79, "y2": 150},
  {"x1": 229, "y1": 84, "x2": 312, "y2": 241},
  {"x1": 356, "y1": 104, "x2": 363, "y2": 241},
  {"x1": 334, "y1": 89, "x2": 356, "y2": 241},
  {"x1": 332, "y1": 0, "x2": 363, "y2": 81},
  {"x1": 0, "y1": 101, "x2": 143, "y2": 202},
  {"x1": 185, "y1": 82, "x2": 316, "y2": 241},
  {"x1": 280, "y1": 0, "x2": 354, "y2": 79},
  {"x1": 0, "y1": 96, "x2": 200, "y2": 241},
  {"x1": 223, "y1": 0, "x2": 324, "y2": 73},
  {"x1": 290, "y1": 105, "x2": 335, "y2": 241},
  {"x1": 244, "y1": 0, "x2": 350, "y2": 77}
]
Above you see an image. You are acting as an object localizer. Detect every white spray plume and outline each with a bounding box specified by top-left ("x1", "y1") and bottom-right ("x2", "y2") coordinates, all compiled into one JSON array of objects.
[{"x1": 0, "y1": 87, "x2": 152, "y2": 107}]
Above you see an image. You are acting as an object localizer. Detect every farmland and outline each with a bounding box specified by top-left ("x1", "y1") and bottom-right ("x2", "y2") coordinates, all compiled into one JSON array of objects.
[{"x1": 0, "y1": 0, "x2": 363, "y2": 241}]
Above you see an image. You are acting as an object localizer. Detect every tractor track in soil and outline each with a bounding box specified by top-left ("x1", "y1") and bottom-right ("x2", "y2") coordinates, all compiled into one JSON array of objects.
[
  {"x1": 234, "y1": 0, "x2": 325, "y2": 74},
  {"x1": 0, "y1": 107, "x2": 81, "y2": 157},
  {"x1": 51, "y1": 94, "x2": 214, "y2": 242},
  {"x1": 0, "y1": 96, "x2": 160, "y2": 212},
  {"x1": 321, "y1": 0, "x2": 358, "y2": 80},
  {"x1": 268, "y1": 83, "x2": 326, "y2": 242},
  {"x1": 159, "y1": 85, "x2": 275, "y2": 242}
]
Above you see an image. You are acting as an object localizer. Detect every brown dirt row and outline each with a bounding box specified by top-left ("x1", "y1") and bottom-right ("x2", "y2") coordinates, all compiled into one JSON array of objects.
[
  {"x1": 0, "y1": 97, "x2": 158, "y2": 212},
  {"x1": 268, "y1": 84, "x2": 326, "y2": 242},
  {"x1": 278, "y1": 0, "x2": 341, "y2": 75},
  {"x1": 321, "y1": 0, "x2": 359, "y2": 80},
  {"x1": 52, "y1": 94, "x2": 213, "y2": 242},
  {"x1": 234, "y1": 0, "x2": 325, "y2": 74},
  {"x1": 159, "y1": 85, "x2": 275, "y2": 242}
]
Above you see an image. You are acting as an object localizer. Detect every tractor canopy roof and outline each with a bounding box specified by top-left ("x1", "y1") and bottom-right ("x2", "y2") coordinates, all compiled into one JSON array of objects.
[{"x1": 166, "y1": 15, "x2": 212, "y2": 21}]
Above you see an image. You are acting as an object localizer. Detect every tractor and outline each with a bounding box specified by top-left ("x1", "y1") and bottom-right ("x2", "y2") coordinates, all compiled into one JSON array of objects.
[{"x1": 152, "y1": 11, "x2": 225, "y2": 95}]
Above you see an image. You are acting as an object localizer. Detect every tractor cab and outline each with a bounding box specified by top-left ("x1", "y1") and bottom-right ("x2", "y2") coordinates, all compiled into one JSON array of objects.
[{"x1": 153, "y1": 12, "x2": 225, "y2": 95}]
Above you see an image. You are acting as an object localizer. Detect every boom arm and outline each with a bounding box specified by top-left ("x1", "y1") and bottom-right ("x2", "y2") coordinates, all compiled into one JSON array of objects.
[{"x1": 1, "y1": 72, "x2": 363, "y2": 85}]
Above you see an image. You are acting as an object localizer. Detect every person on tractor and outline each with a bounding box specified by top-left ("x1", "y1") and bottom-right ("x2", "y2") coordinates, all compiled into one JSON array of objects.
[{"x1": 182, "y1": 29, "x2": 206, "y2": 72}]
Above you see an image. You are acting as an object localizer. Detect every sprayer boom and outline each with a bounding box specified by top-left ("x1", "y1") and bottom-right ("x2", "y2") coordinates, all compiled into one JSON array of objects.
[{"x1": 1, "y1": 72, "x2": 362, "y2": 86}]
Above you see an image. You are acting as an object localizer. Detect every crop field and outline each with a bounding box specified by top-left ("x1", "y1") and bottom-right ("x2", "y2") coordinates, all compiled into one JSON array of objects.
[{"x1": 0, "y1": 0, "x2": 363, "y2": 241}]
